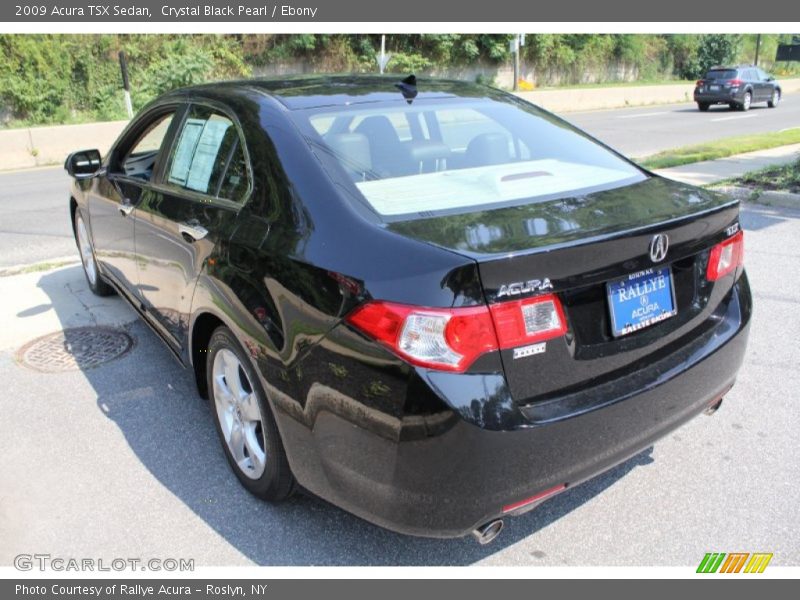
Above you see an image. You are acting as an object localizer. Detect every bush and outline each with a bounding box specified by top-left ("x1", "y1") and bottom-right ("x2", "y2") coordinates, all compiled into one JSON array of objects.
[{"x1": 0, "y1": 34, "x2": 250, "y2": 125}]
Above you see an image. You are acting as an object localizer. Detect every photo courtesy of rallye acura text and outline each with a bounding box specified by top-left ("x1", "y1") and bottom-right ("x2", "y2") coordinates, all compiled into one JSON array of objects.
[{"x1": 65, "y1": 75, "x2": 751, "y2": 543}]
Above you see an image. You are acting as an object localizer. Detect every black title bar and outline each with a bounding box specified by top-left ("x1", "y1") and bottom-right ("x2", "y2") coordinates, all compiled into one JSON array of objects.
[{"x1": 3, "y1": 0, "x2": 798, "y2": 22}]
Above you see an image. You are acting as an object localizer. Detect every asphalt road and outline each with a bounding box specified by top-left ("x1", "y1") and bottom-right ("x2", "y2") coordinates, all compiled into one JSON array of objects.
[
  {"x1": 565, "y1": 92, "x2": 800, "y2": 158},
  {"x1": 1, "y1": 94, "x2": 799, "y2": 269},
  {"x1": 0, "y1": 202, "x2": 797, "y2": 567},
  {"x1": 0, "y1": 167, "x2": 74, "y2": 268}
]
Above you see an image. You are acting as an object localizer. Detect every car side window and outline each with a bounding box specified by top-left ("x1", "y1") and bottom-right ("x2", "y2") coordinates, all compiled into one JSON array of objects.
[
  {"x1": 165, "y1": 105, "x2": 249, "y2": 202},
  {"x1": 120, "y1": 112, "x2": 175, "y2": 182}
]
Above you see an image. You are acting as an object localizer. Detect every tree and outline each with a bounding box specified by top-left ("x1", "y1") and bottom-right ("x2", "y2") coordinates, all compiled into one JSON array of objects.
[{"x1": 696, "y1": 34, "x2": 742, "y2": 76}]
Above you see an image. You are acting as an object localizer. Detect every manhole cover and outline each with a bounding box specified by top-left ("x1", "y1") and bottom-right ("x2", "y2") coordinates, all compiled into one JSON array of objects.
[{"x1": 16, "y1": 326, "x2": 134, "y2": 373}]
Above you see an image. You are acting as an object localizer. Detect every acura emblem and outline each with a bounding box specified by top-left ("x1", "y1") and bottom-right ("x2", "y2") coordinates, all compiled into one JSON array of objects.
[{"x1": 649, "y1": 233, "x2": 669, "y2": 263}]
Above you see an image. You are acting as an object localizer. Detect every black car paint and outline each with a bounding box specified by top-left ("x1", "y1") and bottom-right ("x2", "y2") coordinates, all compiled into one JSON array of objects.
[{"x1": 68, "y1": 76, "x2": 751, "y2": 538}]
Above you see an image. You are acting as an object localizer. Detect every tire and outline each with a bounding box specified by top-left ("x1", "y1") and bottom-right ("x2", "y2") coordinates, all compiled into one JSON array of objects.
[
  {"x1": 768, "y1": 89, "x2": 781, "y2": 108},
  {"x1": 697, "y1": 102, "x2": 710, "y2": 112},
  {"x1": 739, "y1": 91, "x2": 752, "y2": 111},
  {"x1": 73, "y1": 209, "x2": 113, "y2": 296},
  {"x1": 206, "y1": 326, "x2": 295, "y2": 502}
]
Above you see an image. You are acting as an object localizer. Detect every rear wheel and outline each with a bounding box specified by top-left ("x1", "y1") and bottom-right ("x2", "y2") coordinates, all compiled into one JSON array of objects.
[
  {"x1": 768, "y1": 89, "x2": 781, "y2": 108},
  {"x1": 739, "y1": 91, "x2": 752, "y2": 111},
  {"x1": 74, "y1": 210, "x2": 113, "y2": 296},
  {"x1": 207, "y1": 326, "x2": 295, "y2": 502},
  {"x1": 697, "y1": 102, "x2": 710, "y2": 112}
]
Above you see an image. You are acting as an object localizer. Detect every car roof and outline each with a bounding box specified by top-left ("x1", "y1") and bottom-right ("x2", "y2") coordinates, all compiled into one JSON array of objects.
[{"x1": 164, "y1": 75, "x2": 503, "y2": 110}]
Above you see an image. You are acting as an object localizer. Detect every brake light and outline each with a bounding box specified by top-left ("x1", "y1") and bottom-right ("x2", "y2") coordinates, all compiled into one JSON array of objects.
[
  {"x1": 728, "y1": 79, "x2": 744, "y2": 86},
  {"x1": 695, "y1": 80, "x2": 704, "y2": 87},
  {"x1": 707, "y1": 230, "x2": 744, "y2": 281},
  {"x1": 346, "y1": 294, "x2": 567, "y2": 372},
  {"x1": 489, "y1": 294, "x2": 568, "y2": 349}
]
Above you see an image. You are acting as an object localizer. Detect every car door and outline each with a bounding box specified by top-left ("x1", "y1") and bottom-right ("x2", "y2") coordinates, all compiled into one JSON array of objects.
[
  {"x1": 747, "y1": 68, "x2": 765, "y2": 101},
  {"x1": 756, "y1": 68, "x2": 772, "y2": 101},
  {"x1": 89, "y1": 108, "x2": 179, "y2": 296},
  {"x1": 134, "y1": 101, "x2": 251, "y2": 352}
]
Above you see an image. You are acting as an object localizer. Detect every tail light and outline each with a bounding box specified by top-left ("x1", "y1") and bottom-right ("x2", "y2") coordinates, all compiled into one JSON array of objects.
[
  {"x1": 695, "y1": 79, "x2": 704, "y2": 87},
  {"x1": 346, "y1": 293, "x2": 568, "y2": 372},
  {"x1": 728, "y1": 79, "x2": 744, "y2": 87},
  {"x1": 707, "y1": 230, "x2": 744, "y2": 281}
]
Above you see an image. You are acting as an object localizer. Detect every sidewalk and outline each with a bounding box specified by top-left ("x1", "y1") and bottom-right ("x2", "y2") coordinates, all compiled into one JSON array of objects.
[{"x1": 654, "y1": 143, "x2": 800, "y2": 187}]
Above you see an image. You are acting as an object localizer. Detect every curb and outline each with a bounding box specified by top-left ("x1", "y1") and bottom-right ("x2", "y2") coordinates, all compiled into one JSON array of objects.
[
  {"x1": 0, "y1": 256, "x2": 80, "y2": 278},
  {"x1": 710, "y1": 185, "x2": 800, "y2": 210}
]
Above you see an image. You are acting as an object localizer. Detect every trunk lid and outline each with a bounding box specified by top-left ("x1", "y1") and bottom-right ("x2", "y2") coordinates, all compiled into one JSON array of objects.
[{"x1": 388, "y1": 176, "x2": 741, "y2": 404}]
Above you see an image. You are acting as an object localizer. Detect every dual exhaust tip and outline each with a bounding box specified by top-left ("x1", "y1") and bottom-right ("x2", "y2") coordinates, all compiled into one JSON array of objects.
[{"x1": 472, "y1": 519, "x2": 504, "y2": 545}]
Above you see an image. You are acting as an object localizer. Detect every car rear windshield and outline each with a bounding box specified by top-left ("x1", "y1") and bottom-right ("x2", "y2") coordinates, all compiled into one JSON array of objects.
[
  {"x1": 290, "y1": 96, "x2": 646, "y2": 220},
  {"x1": 705, "y1": 70, "x2": 738, "y2": 80}
]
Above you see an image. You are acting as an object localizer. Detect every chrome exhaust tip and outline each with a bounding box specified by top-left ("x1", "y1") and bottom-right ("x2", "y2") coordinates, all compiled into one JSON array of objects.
[
  {"x1": 472, "y1": 519, "x2": 504, "y2": 545},
  {"x1": 704, "y1": 398, "x2": 723, "y2": 415}
]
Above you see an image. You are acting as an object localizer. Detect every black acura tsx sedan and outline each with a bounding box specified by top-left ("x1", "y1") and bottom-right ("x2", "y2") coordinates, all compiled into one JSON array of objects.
[{"x1": 65, "y1": 75, "x2": 751, "y2": 543}]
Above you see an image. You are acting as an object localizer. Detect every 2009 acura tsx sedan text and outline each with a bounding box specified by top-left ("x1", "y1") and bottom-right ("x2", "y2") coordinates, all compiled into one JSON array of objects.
[{"x1": 65, "y1": 75, "x2": 751, "y2": 544}]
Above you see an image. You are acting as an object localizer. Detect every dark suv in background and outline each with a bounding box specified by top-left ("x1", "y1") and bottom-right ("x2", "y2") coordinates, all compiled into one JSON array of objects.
[{"x1": 694, "y1": 65, "x2": 781, "y2": 111}]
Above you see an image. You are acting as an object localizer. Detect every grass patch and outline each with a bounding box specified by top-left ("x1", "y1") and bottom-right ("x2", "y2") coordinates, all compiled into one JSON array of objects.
[
  {"x1": 535, "y1": 79, "x2": 693, "y2": 91},
  {"x1": 639, "y1": 129, "x2": 800, "y2": 170},
  {"x1": 0, "y1": 259, "x2": 78, "y2": 277},
  {"x1": 720, "y1": 158, "x2": 800, "y2": 194}
]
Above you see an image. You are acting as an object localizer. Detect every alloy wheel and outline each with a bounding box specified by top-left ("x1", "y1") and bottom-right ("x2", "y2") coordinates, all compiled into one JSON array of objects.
[
  {"x1": 76, "y1": 216, "x2": 97, "y2": 286},
  {"x1": 212, "y1": 348, "x2": 267, "y2": 479}
]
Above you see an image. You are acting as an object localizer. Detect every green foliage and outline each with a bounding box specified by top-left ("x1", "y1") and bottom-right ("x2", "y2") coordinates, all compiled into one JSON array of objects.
[
  {"x1": 0, "y1": 34, "x2": 250, "y2": 125},
  {"x1": 386, "y1": 52, "x2": 432, "y2": 74},
  {"x1": 695, "y1": 34, "x2": 742, "y2": 77},
  {"x1": 2, "y1": 33, "x2": 796, "y2": 127}
]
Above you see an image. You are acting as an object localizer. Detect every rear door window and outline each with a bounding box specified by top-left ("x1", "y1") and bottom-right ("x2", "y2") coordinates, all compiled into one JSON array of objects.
[{"x1": 165, "y1": 105, "x2": 249, "y2": 202}]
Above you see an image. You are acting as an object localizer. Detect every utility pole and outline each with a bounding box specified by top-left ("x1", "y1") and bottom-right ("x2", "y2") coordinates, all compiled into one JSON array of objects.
[
  {"x1": 754, "y1": 34, "x2": 761, "y2": 66},
  {"x1": 511, "y1": 34, "x2": 525, "y2": 91},
  {"x1": 118, "y1": 51, "x2": 133, "y2": 119},
  {"x1": 377, "y1": 35, "x2": 391, "y2": 74}
]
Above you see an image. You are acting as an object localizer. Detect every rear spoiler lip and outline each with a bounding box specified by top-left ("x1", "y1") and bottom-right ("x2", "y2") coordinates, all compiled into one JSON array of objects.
[{"x1": 425, "y1": 197, "x2": 740, "y2": 263}]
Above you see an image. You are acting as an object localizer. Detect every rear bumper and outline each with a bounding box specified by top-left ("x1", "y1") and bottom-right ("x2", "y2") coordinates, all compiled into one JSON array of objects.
[
  {"x1": 276, "y1": 275, "x2": 751, "y2": 538},
  {"x1": 694, "y1": 89, "x2": 744, "y2": 104}
]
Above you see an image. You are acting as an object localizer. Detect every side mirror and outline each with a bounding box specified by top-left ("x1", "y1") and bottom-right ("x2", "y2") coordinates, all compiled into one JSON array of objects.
[
  {"x1": 766, "y1": 76, "x2": 775, "y2": 82},
  {"x1": 65, "y1": 149, "x2": 102, "y2": 178}
]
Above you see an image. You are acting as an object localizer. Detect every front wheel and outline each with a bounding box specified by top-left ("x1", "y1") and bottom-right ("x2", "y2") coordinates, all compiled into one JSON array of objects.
[
  {"x1": 697, "y1": 102, "x2": 710, "y2": 112},
  {"x1": 74, "y1": 210, "x2": 113, "y2": 296},
  {"x1": 207, "y1": 326, "x2": 295, "y2": 502},
  {"x1": 768, "y1": 89, "x2": 781, "y2": 108}
]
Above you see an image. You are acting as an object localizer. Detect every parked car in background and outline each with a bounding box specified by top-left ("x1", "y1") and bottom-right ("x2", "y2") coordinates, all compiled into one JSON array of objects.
[
  {"x1": 694, "y1": 65, "x2": 781, "y2": 111},
  {"x1": 64, "y1": 75, "x2": 751, "y2": 543}
]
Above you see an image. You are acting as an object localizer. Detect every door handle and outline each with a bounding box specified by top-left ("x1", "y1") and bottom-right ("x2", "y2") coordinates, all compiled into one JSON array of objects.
[
  {"x1": 119, "y1": 202, "x2": 134, "y2": 217},
  {"x1": 179, "y1": 222, "x2": 209, "y2": 242}
]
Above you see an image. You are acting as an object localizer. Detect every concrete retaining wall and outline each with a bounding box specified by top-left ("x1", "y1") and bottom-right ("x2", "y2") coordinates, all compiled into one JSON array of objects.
[
  {"x1": 1, "y1": 120, "x2": 129, "y2": 170},
  {"x1": 517, "y1": 77, "x2": 800, "y2": 113},
  {"x1": 3, "y1": 78, "x2": 800, "y2": 171}
]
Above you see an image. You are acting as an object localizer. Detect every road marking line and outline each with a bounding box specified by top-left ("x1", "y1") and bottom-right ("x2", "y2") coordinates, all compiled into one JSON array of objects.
[
  {"x1": 616, "y1": 111, "x2": 670, "y2": 119},
  {"x1": 710, "y1": 113, "x2": 761, "y2": 122}
]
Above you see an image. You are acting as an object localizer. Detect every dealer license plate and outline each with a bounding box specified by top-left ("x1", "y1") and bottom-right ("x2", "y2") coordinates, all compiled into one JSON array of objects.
[{"x1": 606, "y1": 267, "x2": 677, "y2": 337}]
